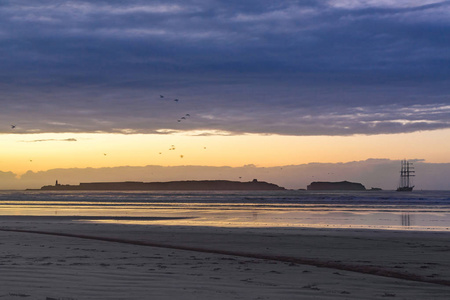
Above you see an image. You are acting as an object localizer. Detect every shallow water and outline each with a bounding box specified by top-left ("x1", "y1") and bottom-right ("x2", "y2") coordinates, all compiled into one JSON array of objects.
[{"x1": 0, "y1": 190, "x2": 449, "y2": 231}]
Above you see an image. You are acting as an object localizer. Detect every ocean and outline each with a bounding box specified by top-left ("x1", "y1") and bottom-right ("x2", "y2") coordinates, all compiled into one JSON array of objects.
[{"x1": 1, "y1": 190, "x2": 449, "y2": 231}]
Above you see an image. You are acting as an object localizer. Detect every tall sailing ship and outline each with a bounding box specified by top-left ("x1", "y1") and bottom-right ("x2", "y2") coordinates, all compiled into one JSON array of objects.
[{"x1": 397, "y1": 160, "x2": 415, "y2": 192}]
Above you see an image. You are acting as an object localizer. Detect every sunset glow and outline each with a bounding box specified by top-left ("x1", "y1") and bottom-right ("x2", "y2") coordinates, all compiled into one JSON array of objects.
[{"x1": 1, "y1": 129, "x2": 450, "y2": 176}]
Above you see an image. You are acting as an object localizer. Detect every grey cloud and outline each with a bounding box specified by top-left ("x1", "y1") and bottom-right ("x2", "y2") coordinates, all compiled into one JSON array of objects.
[
  {"x1": 1, "y1": 1, "x2": 450, "y2": 135},
  {"x1": 0, "y1": 171, "x2": 19, "y2": 189},
  {"x1": 2, "y1": 78, "x2": 450, "y2": 135}
]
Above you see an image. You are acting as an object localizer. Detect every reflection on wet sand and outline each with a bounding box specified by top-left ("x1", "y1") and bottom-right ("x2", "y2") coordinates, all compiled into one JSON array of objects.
[
  {"x1": 401, "y1": 213, "x2": 412, "y2": 227},
  {"x1": 0, "y1": 201, "x2": 449, "y2": 231}
]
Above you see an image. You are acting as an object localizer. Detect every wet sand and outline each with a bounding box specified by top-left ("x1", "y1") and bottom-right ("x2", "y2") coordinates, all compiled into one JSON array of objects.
[{"x1": 0, "y1": 216, "x2": 450, "y2": 299}]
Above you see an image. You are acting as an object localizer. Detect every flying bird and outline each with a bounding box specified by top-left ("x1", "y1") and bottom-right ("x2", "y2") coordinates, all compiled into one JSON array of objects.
[
  {"x1": 185, "y1": 114, "x2": 190, "y2": 117},
  {"x1": 160, "y1": 95, "x2": 164, "y2": 98},
  {"x1": 11, "y1": 125, "x2": 16, "y2": 129},
  {"x1": 181, "y1": 117, "x2": 186, "y2": 120},
  {"x1": 174, "y1": 99, "x2": 179, "y2": 102}
]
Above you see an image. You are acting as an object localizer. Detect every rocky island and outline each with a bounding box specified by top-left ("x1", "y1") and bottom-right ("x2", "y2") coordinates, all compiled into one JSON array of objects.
[
  {"x1": 36, "y1": 179, "x2": 286, "y2": 191},
  {"x1": 307, "y1": 181, "x2": 366, "y2": 191}
]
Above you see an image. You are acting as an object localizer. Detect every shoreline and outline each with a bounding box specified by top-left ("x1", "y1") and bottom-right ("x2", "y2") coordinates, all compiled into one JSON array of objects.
[{"x1": 0, "y1": 214, "x2": 450, "y2": 233}]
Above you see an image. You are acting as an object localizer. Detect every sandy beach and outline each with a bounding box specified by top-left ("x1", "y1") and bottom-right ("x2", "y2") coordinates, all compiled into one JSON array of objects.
[{"x1": 1, "y1": 216, "x2": 449, "y2": 299}]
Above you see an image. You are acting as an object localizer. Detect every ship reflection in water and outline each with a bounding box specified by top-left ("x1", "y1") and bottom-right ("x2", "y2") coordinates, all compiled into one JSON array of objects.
[{"x1": 401, "y1": 213, "x2": 412, "y2": 227}]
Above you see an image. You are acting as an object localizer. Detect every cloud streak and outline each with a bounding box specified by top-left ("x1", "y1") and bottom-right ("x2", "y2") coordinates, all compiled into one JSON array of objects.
[
  {"x1": 19, "y1": 138, "x2": 77, "y2": 143},
  {"x1": 1, "y1": 1, "x2": 449, "y2": 135}
]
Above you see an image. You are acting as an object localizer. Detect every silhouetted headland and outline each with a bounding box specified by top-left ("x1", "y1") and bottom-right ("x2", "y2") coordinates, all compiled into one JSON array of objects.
[
  {"x1": 307, "y1": 181, "x2": 366, "y2": 191},
  {"x1": 35, "y1": 179, "x2": 285, "y2": 191}
]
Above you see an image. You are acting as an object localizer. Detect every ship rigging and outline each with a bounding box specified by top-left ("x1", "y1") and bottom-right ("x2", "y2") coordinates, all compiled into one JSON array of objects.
[{"x1": 397, "y1": 160, "x2": 415, "y2": 192}]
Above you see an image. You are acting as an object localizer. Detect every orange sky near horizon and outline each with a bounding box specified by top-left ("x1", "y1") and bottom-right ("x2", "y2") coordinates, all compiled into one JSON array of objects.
[{"x1": 1, "y1": 129, "x2": 450, "y2": 176}]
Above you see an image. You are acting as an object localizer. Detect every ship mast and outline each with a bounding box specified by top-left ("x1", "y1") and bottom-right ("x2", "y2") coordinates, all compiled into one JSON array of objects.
[{"x1": 400, "y1": 160, "x2": 415, "y2": 188}]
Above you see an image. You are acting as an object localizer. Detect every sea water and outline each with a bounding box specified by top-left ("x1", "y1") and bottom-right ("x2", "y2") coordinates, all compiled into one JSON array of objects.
[{"x1": 0, "y1": 190, "x2": 449, "y2": 231}]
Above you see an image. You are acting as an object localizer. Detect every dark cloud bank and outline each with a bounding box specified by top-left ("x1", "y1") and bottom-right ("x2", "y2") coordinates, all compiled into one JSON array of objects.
[
  {"x1": 1, "y1": 1, "x2": 450, "y2": 136},
  {"x1": 2, "y1": 159, "x2": 449, "y2": 190}
]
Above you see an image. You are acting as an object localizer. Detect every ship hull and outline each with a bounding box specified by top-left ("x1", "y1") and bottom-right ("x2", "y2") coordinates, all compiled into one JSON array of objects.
[{"x1": 396, "y1": 186, "x2": 414, "y2": 192}]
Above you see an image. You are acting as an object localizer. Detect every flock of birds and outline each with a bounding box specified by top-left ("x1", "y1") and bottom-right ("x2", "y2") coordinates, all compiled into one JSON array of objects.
[
  {"x1": 8, "y1": 94, "x2": 204, "y2": 163},
  {"x1": 159, "y1": 94, "x2": 192, "y2": 123},
  {"x1": 158, "y1": 94, "x2": 196, "y2": 158},
  {"x1": 7, "y1": 95, "x2": 249, "y2": 182}
]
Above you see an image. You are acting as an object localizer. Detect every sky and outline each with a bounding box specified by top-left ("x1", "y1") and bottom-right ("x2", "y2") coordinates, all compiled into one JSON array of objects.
[{"x1": 1, "y1": 1, "x2": 450, "y2": 189}]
